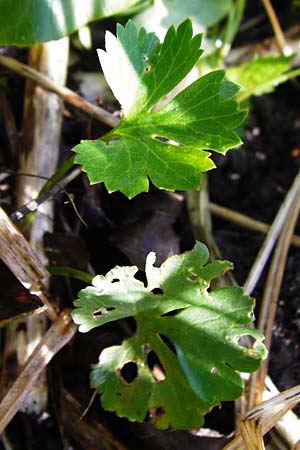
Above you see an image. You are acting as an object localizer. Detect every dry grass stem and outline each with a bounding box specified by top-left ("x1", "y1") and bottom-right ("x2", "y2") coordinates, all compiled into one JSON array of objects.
[
  {"x1": 0, "y1": 309, "x2": 77, "y2": 433},
  {"x1": 0, "y1": 206, "x2": 56, "y2": 320},
  {"x1": 243, "y1": 169, "x2": 300, "y2": 296},
  {"x1": 209, "y1": 202, "x2": 300, "y2": 248},
  {"x1": 0, "y1": 54, "x2": 119, "y2": 128},
  {"x1": 224, "y1": 385, "x2": 300, "y2": 450},
  {"x1": 248, "y1": 193, "x2": 300, "y2": 408},
  {"x1": 261, "y1": 0, "x2": 290, "y2": 54}
]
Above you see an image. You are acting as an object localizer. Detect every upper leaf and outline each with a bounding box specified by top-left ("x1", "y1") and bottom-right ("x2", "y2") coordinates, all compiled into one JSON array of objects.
[
  {"x1": 227, "y1": 54, "x2": 294, "y2": 102},
  {"x1": 73, "y1": 20, "x2": 246, "y2": 198},
  {"x1": 133, "y1": 0, "x2": 233, "y2": 39},
  {"x1": 98, "y1": 19, "x2": 203, "y2": 117},
  {"x1": 72, "y1": 242, "x2": 267, "y2": 429},
  {"x1": 0, "y1": 0, "x2": 147, "y2": 46}
]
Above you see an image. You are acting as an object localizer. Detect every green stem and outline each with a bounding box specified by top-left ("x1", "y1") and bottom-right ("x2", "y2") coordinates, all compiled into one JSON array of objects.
[{"x1": 47, "y1": 265, "x2": 93, "y2": 284}]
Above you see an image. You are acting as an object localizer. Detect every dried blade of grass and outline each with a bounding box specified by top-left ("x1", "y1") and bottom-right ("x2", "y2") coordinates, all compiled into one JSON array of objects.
[
  {"x1": 248, "y1": 192, "x2": 300, "y2": 409},
  {"x1": 223, "y1": 385, "x2": 300, "y2": 450},
  {"x1": 209, "y1": 202, "x2": 300, "y2": 248},
  {"x1": 243, "y1": 169, "x2": 300, "y2": 296},
  {"x1": 0, "y1": 206, "x2": 56, "y2": 320},
  {"x1": 0, "y1": 309, "x2": 77, "y2": 433},
  {"x1": 9, "y1": 39, "x2": 69, "y2": 414},
  {"x1": 261, "y1": 0, "x2": 290, "y2": 55},
  {"x1": 0, "y1": 54, "x2": 119, "y2": 128},
  {"x1": 240, "y1": 418, "x2": 265, "y2": 450}
]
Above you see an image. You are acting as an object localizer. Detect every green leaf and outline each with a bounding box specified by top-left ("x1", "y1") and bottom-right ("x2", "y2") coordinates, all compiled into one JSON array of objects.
[
  {"x1": 227, "y1": 54, "x2": 294, "y2": 102},
  {"x1": 0, "y1": 0, "x2": 147, "y2": 46},
  {"x1": 72, "y1": 242, "x2": 267, "y2": 429},
  {"x1": 73, "y1": 20, "x2": 246, "y2": 198},
  {"x1": 133, "y1": 0, "x2": 233, "y2": 38}
]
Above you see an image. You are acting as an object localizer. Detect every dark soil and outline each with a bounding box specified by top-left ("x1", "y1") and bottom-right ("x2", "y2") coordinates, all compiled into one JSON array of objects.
[{"x1": 1, "y1": 7, "x2": 300, "y2": 450}]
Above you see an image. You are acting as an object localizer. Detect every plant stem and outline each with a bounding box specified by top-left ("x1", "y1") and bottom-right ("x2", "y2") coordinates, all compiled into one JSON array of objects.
[
  {"x1": 0, "y1": 54, "x2": 119, "y2": 128},
  {"x1": 261, "y1": 0, "x2": 290, "y2": 55},
  {"x1": 243, "y1": 169, "x2": 300, "y2": 296},
  {"x1": 248, "y1": 192, "x2": 300, "y2": 408},
  {"x1": 209, "y1": 202, "x2": 300, "y2": 247}
]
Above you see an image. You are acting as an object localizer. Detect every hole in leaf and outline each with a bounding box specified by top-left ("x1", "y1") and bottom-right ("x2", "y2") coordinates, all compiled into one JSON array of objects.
[
  {"x1": 119, "y1": 361, "x2": 138, "y2": 383},
  {"x1": 154, "y1": 136, "x2": 169, "y2": 142},
  {"x1": 237, "y1": 335, "x2": 257, "y2": 349},
  {"x1": 211, "y1": 367, "x2": 217, "y2": 375},
  {"x1": 93, "y1": 306, "x2": 116, "y2": 318},
  {"x1": 154, "y1": 407, "x2": 165, "y2": 417},
  {"x1": 106, "y1": 136, "x2": 120, "y2": 145},
  {"x1": 147, "y1": 406, "x2": 166, "y2": 422},
  {"x1": 111, "y1": 278, "x2": 119, "y2": 283},
  {"x1": 248, "y1": 310, "x2": 255, "y2": 320},
  {"x1": 161, "y1": 308, "x2": 185, "y2": 317},
  {"x1": 158, "y1": 333, "x2": 177, "y2": 355},
  {"x1": 187, "y1": 274, "x2": 198, "y2": 281},
  {"x1": 144, "y1": 64, "x2": 151, "y2": 72},
  {"x1": 151, "y1": 288, "x2": 164, "y2": 295},
  {"x1": 143, "y1": 54, "x2": 149, "y2": 61},
  {"x1": 147, "y1": 350, "x2": 166, "y2": 382},
  {"x1": 134, "y1": 270, "x2": 147, "y2": 284}
]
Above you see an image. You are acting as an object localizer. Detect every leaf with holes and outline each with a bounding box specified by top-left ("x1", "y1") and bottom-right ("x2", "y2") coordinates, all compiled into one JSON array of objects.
[
  {"x1": 72, "y1": 242, "x2": 266, "y2": 429},
  {"x1": 73, "y1": 19, "x2": 247, "y2": 198}
]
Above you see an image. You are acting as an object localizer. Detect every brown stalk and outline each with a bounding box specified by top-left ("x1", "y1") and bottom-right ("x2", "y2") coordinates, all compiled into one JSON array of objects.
[
  {"x1": 261, "y1": 0, "x2": 289, "y2": 55},
  {"x1": 209, "y1": 202, "x2": 300, "y2": 248},
  {"x1": 0, "y1": 309, "x2": 77, "y2": 433},
  {"x1": 0, "y1": 53, "x2": 119, "y2": 128},
  {"x1": 247, "y1": 191, "x2": 300, "y2": 409},
  {"x1": 224, "y1": 384, "x2": 300, "y2": 450},
  {"x1": 243, "y1": 170, "x2": 300, "y2": 296},
  {"x1": 0, "y1": 206, "x2": 56, "y2": 320}
]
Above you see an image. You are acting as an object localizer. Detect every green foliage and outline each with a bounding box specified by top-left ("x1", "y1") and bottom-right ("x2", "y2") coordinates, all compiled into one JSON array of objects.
[
  {"x1": 73, "y1": 19, "x2": 246, "y2": 198},
  {"x1": 72, "y1": 242, "x2": 267, "y2": 429},
  {"x1": 227, "y1": 54, "x2": 295, "y2": 102},
  {"x1": 0, "y1": 0, "x2": 147, "y2": 46},
  {"x1": 133, "y1": 0, "x2": 233, "y2": 37}
]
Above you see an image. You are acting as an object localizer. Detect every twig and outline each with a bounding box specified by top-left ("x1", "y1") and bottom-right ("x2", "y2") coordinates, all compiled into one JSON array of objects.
[
  {"x1": 224, "y1": 384, "x2": 300, "y2": 450},
  {"x1": 0, "y1": 206, "x2": 56, "y2": 320},
  {"x1": 209, "y1": 202, "x2": 300, "y2": 248},
  {"x1": 243, "y1": 169, "x2": 300, "y2": 296},
  {"x1": 0, "y1": 54, "x2": 119, "y2": 128},
  {"x1": 247, "y1": 192, "x2": 300, "y2": 408},
  {"x1": 0, "y1": 309, "x2": 77, "y2": 434},
  {"x1": 261, "y1": 0, "x2": 291, "y2": 55}
]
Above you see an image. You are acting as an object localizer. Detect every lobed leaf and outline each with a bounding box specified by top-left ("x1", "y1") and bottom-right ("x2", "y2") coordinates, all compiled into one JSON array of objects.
[
  {"x1": 0, "y1": 0, "x2": 147, "y2": 46},
  {"x1": 73, "y1": 20, "x2": 246, "y2": 198},
  {"x1": 72, "y1": 242, "x2": 267, "y2": 429}
]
